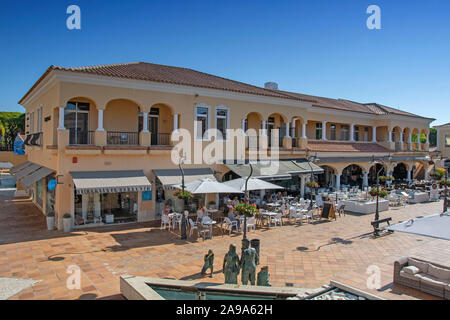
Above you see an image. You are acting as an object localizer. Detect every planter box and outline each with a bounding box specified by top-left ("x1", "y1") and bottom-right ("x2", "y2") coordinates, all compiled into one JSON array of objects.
[
  {"x1": 46, "y1": 216, "x2": 55, "y2": 231},
  {"x1": 63, "y1": 217, "x2": 73, "y2": 232},
  {"x1": 105, "y1": 214, "x2": 114, "y2": 224}
]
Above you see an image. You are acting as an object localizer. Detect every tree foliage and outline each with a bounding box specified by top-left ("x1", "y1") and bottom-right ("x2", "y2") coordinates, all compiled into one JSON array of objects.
[{"x1": 0, "y1": 112, "x2": 25, "y2": 150}]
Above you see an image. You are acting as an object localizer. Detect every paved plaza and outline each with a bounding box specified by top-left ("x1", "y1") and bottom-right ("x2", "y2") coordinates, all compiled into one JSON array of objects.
[{"x1": 0, "y1": 189, "x2": 448, "y2": 300}]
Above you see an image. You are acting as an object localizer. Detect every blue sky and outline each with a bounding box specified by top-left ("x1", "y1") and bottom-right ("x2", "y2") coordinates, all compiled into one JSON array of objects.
[{"x1": 0, "y1": 0, "x2": 449, "y2": 125}]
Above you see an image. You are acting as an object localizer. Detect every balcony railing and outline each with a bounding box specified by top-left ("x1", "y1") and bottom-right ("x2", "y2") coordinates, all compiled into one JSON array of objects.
[
  {"x1": 151, "y1": 132, "x2": 171, "y2": 146},
  {"x1": 24, "y1": 132, "x2": 43, "y2": 146},
  {"x1": 107, "y1": 131, "x2": 139, "y2": 145},
  {"x1": 69, "y1": 131, "x2": 95, "y2": 145}
]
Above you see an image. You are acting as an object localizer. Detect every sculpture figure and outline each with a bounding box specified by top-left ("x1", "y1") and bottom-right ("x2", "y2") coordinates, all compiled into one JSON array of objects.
[
  {"x1": 240, "y1": 245, "x2": 257, "y2": 285},
  {"x1": 201, "y1": 249, "x2": 214, "y2": 277},
  {"x1": 223, "y1": 244, "x2": 240, "y2": 284},
  {"x1": 257, "y1": 266, "x2": 271, "y2": 286}
]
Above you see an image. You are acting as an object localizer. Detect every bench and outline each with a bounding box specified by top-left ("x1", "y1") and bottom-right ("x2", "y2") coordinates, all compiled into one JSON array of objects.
[{"x1": 371, "y1": 217, "x2": 393, "y2": 236}]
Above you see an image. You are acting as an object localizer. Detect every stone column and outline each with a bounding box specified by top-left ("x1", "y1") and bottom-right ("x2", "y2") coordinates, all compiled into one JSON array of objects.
[
  {"x1": 407, "y1": 169, "x2": 412, "y2": 183},
  {"x1": 350, "y1": 124, "x2": 355, "y2": 142},
  {"x1": 300, "y1": 175, "x2": 306, "y2": 198},
  {"x1": 142, "y1": 112, "x2": 149, "y2": 133},
  {"x1": 388, "y1": 129, "x2": 393, "y2": 143},
  {"x1": 424, "y1": 167, "x2": 429, "y2": 181},
  {"x1": 174, "y1": 114, "x2": 179, "y2": 133},
  {"x1": 241, "y1": 118, "x2": 246, "y2": 135},
  {"x1": 94, "y1": 107, "x2": 107, "y2": 146},
  {"x1": 363, "y1": 171, "x2": 369, "y2": 188},
  {"x1": 285, "y1": 122, "x2": 290, "y2": 138},
  {"x1": 322, "y1": 121, "x2": 327, "y2": 140},
  {"x1": 335, "y1": 173, "x2": 341, "y2": 190},
  {"x1": 58, "y1": 107, "x2": 65, "y2": 130},
  {"x1": 302, "y1": 122, "x2": 307, "y2": 138},
  {"x1": 372, "y1": 126, "x2": 377, "y2": 142},
  {"x1": 261, "y1": 120, "x2": 267, "y2": 136},
  {"x1": 97, "y1": 109, "x2": 105, "y2": 131}
]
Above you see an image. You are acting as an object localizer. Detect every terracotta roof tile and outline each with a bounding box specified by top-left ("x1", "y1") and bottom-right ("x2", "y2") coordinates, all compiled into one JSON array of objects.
[
  {"x1": 307, "y1": 140, "x2": 390, "y2": 153},
  {"x1": 18, "y1": 62, "x2": 433, "y2": 121}
]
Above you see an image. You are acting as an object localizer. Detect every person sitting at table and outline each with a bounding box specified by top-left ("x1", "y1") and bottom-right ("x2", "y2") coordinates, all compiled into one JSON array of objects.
[
  {"x1": 198, "y1": 204, "x2": 207, "y2": 215},
  {"x1": 227, "y1": 207, "x2": 241, "y2": 230},
  {"x1": 223, "y1": 194, "x2": 231, "y2": 206},
  {"x1": 267, "y1": 194, "x2": 274, "y2": 203},
  {"x1": 283, "y1": 191, "x2": 288, "y2": 198},
  {"x1": 276, "y1": 192, "x2": 282, "y2": 201},
  {"x1": 163, "y1": 204, "x2": 171, "y2": 216},
  {"x1": 232, "y1": 196, "x2": 239, "y2": 207}
]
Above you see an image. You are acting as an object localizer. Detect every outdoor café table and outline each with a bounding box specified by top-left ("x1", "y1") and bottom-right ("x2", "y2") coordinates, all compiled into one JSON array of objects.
[
  {"x1": 201, "y1": 219, "x2": 217, "y2": 239},
  {"x1": 168, "y1": 212, "x2": 182, "y2": 229},
  {"x1": 260, "y1": 211, "x2": 278, "y2": 228}
]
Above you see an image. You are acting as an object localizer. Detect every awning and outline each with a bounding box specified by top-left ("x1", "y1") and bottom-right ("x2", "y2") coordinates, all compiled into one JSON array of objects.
[
  {"x1": 224, "y1": 160, "x2": 323, "y2": 181},
  {"x1": 71, "y1": 170, "x2": 152, "y2": 195},
  {"x1": 21, "y1": 166, "x2": 55, "y2": 188},
  {"x1": 292, "y1": 161, "x2": 324, "y2": 174},
  {"x1": 10, "y1": 161, "x2": 55, "y2": 189},
  {"x1": 10, "y1": 161, "x2": 33, "y2": 174},
  {"x1": 153, "y1": 168, "x2": 217, "y2": 189},
  {"x1": 12, "y1": 162, "x2": 41, "y2": 181}
]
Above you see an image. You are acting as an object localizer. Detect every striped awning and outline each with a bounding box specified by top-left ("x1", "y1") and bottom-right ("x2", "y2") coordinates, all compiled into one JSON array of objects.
[
  {"x1": 71, "y1": 170, "x2": 152, "y2": 195},
  {"x1": 153, "y1": 168, "x2": 217, "y2": 189}
]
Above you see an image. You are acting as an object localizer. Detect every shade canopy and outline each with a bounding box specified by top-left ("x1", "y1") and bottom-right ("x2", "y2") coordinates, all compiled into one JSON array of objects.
[
  {"x1": 153, "y1": 168, "x2": 217, "y2": 189},
  {"x1": 223, "y1": 177, "x2": 284, "y2": 192},
  {"x1": 71, "y1": 170, "x2": 152, "y2": 195},
  {"x1": 10, "y1": 161, "x2": 55, "y2": 188},
  {"x1": 21, "y1": 166, "x2": 55, "y2": 188},
  {"x1": 224, "y1": 160, "x2": 323, "y2": 181},
  {"x1": 386, "y1": 213, "x2": 450, "y2": 241},
  {"x1": 174, "y1": 178, "x2": 243, "y2": 194}
]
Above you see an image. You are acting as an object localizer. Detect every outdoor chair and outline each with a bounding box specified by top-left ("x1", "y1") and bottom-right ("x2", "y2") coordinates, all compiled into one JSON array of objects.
[
  {"x1": 224, "y1": 217, "x2": 239, "y2": 235},
  {"x1": 197, "y1": 224, "x2": 211, "y2": 241},
  {"x1": 245, "y1": 216, "x2": 256, "y2": 232},
  {"x1": 172, "y1": 213, "x2": 182, "y2": 230},
  {"x1": 161, "y1": 215, "x2": 171, "y2": 230},
  {"x1": 270, "y1": 212, "x2": 283, "y2": 227},
  {"x1": 188, "y1": 218, "x2": 198, "y2": 237}
]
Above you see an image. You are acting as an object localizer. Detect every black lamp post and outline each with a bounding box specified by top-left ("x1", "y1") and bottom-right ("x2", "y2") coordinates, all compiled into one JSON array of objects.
[
  {"x1": 242, "y1": 163, "x2": 253, "y2": 241},
  {"x1": 370, "y1": 154, "x2": 392, "y2": 222},
  {"x1": 306, "y1": 153, "x2": 319, "y2": 211},
  {"x1": 179, "y1": 156, "x2": 187, "y2": 240}
]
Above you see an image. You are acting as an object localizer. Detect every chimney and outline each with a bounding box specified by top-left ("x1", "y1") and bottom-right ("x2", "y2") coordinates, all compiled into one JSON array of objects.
[{"x1": 264, "y1": 82, "x2": 278, "y2": 90}]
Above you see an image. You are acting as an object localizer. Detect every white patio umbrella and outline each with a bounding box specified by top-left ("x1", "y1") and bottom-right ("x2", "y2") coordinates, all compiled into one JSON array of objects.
[
  {"x1": 174, "y1": 178, "x2": 243, "y2": 194},
  {"x1": 223, "y1": 177, "x2": 284, "y2": 192},
  {"x1": 387, "y1": 212, "x2": 450, "y2": 241}
]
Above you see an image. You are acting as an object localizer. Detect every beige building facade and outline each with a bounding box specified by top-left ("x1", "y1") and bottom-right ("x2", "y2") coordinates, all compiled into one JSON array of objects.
[{"x1": 15, "y1": 62, "x2": 435, "y2": 230}]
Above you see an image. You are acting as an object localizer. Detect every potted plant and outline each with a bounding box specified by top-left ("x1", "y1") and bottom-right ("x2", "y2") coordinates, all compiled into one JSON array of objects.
[
  {"x1": 62, "y1": 213, "x2": 72, "y2": 232},
  {"x1": 208, "y1": 200, "x2": 216, "y2": 209},
  {"x1": 306, "y1": 181, "x2": 319, "y2": 189},
  {"x1": 431, "y1": 168, "x2": 446, "y2": 180},
  {"x1": 46, "y1": 211, "x2": 55, "y2": 231},
  {"x1": 234, "y1": 202, "x2": 260, "y2": 217},
  {"x1": 369, "y1": 188, "x2": 388, "y2": 198},
  {"x1": 174, "y1": 189, "x2": 194, "y2": 200}
]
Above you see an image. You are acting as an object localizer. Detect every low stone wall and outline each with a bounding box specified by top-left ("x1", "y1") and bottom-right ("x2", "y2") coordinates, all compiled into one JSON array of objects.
[{"x1": 0, "y1": 152, "x2": 27, "y2": 168}]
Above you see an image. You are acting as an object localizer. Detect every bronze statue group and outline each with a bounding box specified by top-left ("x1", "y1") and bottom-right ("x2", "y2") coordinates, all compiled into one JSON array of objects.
[{"x1": 201, "y1": 239, "x2": 271, "y2": 286}]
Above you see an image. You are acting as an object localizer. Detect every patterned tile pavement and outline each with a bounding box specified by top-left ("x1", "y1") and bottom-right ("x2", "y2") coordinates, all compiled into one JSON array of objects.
[{"x1": 0, "y1": 190, "x2": 449, "y2": 300}]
